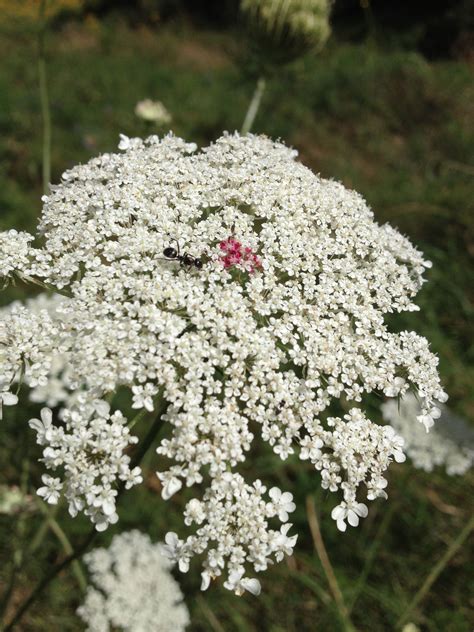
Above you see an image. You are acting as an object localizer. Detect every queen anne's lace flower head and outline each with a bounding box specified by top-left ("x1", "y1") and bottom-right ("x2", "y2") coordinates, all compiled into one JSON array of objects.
[
  {"x1": 382, "y1": 394, "x2": 473, "y2": 475},
  {"x1": 77, "y1": 530, "x2": 190, "y2": 631},
  {"x1": 0, "y1": 132, "x2": 447, "y2": 591}
]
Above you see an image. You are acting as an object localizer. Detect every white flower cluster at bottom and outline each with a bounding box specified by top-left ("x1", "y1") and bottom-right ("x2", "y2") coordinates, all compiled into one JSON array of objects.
[
  {"x1": 77, "y1": 530, "x2": 190, "y2": 632},
  {"x1": 162, "y1": 472, "x2": 297, "y2": 596}
]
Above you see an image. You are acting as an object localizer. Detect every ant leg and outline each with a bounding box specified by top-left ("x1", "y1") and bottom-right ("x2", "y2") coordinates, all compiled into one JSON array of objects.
[{"x1": 166, "y1": 234, "x2": 181, "y2": 257}]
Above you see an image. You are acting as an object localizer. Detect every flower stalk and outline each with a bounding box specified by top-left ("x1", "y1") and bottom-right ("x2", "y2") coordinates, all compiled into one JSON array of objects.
[
  {"x1": 241, "y1": 77, "x2": 266, "y2": 135},
  {"x1": 38, "y1": 0, "x2": 51, "y2": 194},
  {"x1": 396, "y1": 513, "x2": 474, "y2": 628},
  {"x1": 306, "y1": 495, "x2": 356, "y2": 632},
  {"x1": 35, "y1": 499, "x2": 88, "y2": 592}
]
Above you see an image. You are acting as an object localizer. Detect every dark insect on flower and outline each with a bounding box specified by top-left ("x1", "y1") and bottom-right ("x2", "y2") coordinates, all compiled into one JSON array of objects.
[{"x1": 162, "y1": 239, "x2": 203, "y2": 269}]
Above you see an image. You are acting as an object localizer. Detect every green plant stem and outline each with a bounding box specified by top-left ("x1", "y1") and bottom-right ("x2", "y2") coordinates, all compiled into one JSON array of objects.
[
  {"x1": 127, "y1": 408, "x2": 149, "y2": 430},
  {"x1": 348, "y1": 468, "x2": 413, "y2": 613},
  {"x1": 347, "y1": 499, "x2": 399, "y2": 613},
  {"x1": 38, "y1": 0, "x2": 51, "y2": 194},
  {"x1": 4, "y1": 400, "x2": 169, "y2": 632},
  {"x1": 127, "y1": 397, "x2": 169, "y2": 471},
  {"x1": 36, "y1": 499, "x2": 87, "y2": 592},
  {"x1": 396, "y1": 513, "x2": 474, "y2": 629},
  {"x1": 196, "y1": 595, "x2": 226, "y2": 632},
  {"x1": 3, "y1": 527, "x2": 97, "y2": 632},
  {"x1": 306, "y1": 495, "x2": 357, "y2": 632},
  {"x1": 241, "y1": 76, "x2": 266, "y2": 135},
  {"x1": 28, "y1": 504, "x2": 59, "y2": 554},
  {"x1": 17, "y1": 273, "x2": 72, "y2": 298}
]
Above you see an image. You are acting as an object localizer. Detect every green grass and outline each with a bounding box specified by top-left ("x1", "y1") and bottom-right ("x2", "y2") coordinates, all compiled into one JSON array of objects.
[{"x1": 0, "y1": 14, "x2": 473, "y2": 632}]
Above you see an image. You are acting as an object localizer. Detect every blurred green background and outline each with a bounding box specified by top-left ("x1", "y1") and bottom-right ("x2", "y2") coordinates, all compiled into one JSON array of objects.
[{"x1": 0, "y1": 1, "x2": 473, "y2": 630}]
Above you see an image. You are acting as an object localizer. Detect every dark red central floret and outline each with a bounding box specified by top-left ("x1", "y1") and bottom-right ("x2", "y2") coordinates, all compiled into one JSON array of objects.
[{"x1": 219, "y1": 237, "x2": 262, "y2": 273}]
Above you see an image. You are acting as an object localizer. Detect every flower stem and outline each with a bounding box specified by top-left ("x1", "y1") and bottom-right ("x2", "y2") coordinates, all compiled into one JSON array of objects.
[
  {"x1": 306, "y1": 495, "x2": 357, "y2": 632},
  {"x1": 36, "y1": 499, "x2": 87, "y2": 592},
  {"x1": 127, "y1": 397, "x2": 169, "y2": 471},
  {"x1": 347, "y1": 499, "x2": 399, "y2": 613},
  {"x1": 348, "y1": 468, "x2": 413, "y2": 613},
  {"x1": 3, "y1": 399, "x2": 169, "y2": 631},
  {"x1": 196, "y1": 595, "x2": 226, "y2": 632},
  {"x1": 127, "y1": 407, "x2": 149, "y2": 430},
  {"x1": 241, "y1": 77, "x2": 266, "y2": 135},
  {"x1": 3, "y1": 527, "x2": 97, "y2": 632},
  {"x1": 28, "y1": 504, "x2": 58, "y2": 554},
  {"x1": 38, "y1": 0, "x2": 51, "y2": 194},
  {"x1": 17, "y1": 273, "x2": 72, "y2": 298},
  {"x1": 396, "y1": 513, "x2": 474, "y2": 629}
]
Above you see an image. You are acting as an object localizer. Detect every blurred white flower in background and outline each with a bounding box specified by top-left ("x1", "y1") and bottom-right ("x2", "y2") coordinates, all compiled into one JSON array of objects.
[
  {"x1": 241, "y1": 0, "x2": 332, "y2": 59},
  {"x1": 134, "y1": 99, "x2": 172, "y2": 125},
  {"x1": 0, "y1": 485, "x2": 33, "y2": 515},
  {"x1": 382, "y1": 393, "x2": 474, "y2": 475},
  {"x1": 77, "y1": 530, "x2": 190, "y2": 632}
]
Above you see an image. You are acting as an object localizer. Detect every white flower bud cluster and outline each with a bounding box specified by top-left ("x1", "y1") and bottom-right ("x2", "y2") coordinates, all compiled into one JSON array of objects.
[
  {"x1": 163, "y1": 473, "x2": 297, "y2": 594},
  {"x1": 29, "y1": 402, "x2": 143, "y2": 531},
  {"x1": 241, "y1": 0, "x2": 332, "y2": 54},
  {"x1": 0, "y1": 133, "x2": 447, "y2": 590},
  {"x1": 382, "y1": 394, "x2": 474, "y2": 475},
  {"x1": 77, "y1": 530, "x2": 190, "y2": 632}
]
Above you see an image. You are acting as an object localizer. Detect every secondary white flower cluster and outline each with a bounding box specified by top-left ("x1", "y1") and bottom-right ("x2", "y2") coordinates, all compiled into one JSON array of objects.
[
  {"x1": 77, "y1": 530, "x2": 189, "y2": 632},
  {"x1": 382, "y1": 394, "x2": 473, "y2": 475},
  {"x1": 0, "y1": 133, "x2": 447, "y2": 591},
  {"x1": 301, "y1": 408, "x2": 406, "y2": 531},
  {"x1": 29, "y1": 402, "x2": 142, "y2": 531},
  {"x1": 163, "y1": 473, "x2": 297, "y2": 595}
]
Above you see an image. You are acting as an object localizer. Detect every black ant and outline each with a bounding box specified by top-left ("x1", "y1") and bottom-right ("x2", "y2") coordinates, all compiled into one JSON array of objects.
[{"x1": 162, "y1": 239, "x2": 203, "y2": 269}]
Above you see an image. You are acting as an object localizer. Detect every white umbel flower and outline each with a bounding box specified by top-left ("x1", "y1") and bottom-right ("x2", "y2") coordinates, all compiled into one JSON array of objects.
[
  {"x1": 77, "y1": 530, "x2": 189, "y2": 632},
  {"x1": 382, "y1": 394, "x2": 473, "y2": 475},
  {"x1": 0, "y1": 133, "x2": 447, "y2": 589},
  {"x1": 28, "y1": 401, "x2": 141, "y2": 531}
]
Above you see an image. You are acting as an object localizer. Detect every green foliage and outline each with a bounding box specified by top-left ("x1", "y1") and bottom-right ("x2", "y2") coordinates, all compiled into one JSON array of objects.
[{"x1": 0, "y1": 16, "x2": 472, "y2": 631}]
